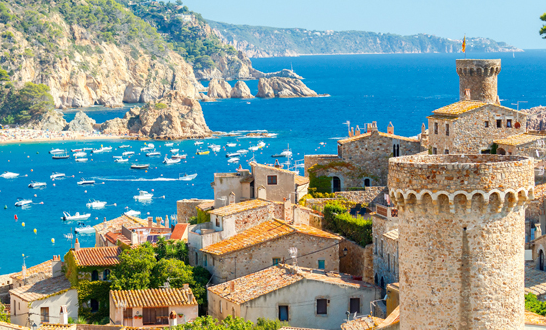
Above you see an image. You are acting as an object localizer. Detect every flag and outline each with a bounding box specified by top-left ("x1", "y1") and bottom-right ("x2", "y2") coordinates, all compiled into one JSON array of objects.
[{"x1": 462, "y1": 35, "x2": 466, "y2": 53}]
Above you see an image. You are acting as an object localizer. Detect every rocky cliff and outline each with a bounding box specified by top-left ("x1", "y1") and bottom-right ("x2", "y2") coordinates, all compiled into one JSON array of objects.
[
  {"x1": 231, "y1": 81, "x2": 254, "y2": 99},
  {"x1": 257, "y1": 78, "x2": 318, "y2": 98},
  {"x1": 208, "y1": 79, "x2": 232, "y2": 99},
  {"x1": 66, "y1": 111, "x2": 96, "y2": 132},
  {"x1": 523, "y1": 107, "x2": 546, "y2": 131},
  {"x1": 24, "y1": 110, "x2": 68, "y2": 132}
]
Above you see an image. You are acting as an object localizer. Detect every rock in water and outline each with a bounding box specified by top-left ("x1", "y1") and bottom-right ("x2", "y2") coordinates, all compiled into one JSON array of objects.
[
  {"x1": 101, "y1": 91, "x2": 211, "y2": 139},
  {"x1": 230, "y1": 81, "x2": 254, "y2": 99},
  {"x1": 263, "y1": 69, "x2": 303, "y2": 79},
  {"x1": 208, "y1": 79, "x2": 232, "y2": 99},
  {"x1": 24, "y1": 110, "x2": 68, "y2": 132},
  {"x1": 66, "y1": 111, "x2": 96, "y2": 132},
  {"x1": 256, "y1": 77, "x2": 317, "y2": 98},
  {"x1": 523, "y1": 106, "x2": 546, "y2": 131}
]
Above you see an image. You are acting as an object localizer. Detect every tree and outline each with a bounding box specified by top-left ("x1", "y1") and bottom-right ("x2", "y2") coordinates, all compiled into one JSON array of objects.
[
  {"x1": 155, "y1": 236, "x2": 189, "y2": 263},
  {"x1": 541, "y1": 13, "x2": 546, "y2": 38},
  {"x1": 151, "y1": 258, "x2": 194, "y2": 289},
  {"x1": 0, "y1": 303, "x2": 9, "y2": 322},
  {"x1": 109, "y1": 243, "x2": 157, "y2": 290},
  {"x1": 176, "y1": 316, "x2": 287, "y2": 330}
]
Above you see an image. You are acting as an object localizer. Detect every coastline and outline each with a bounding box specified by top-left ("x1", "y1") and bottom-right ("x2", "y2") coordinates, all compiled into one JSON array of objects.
[{"x1": 0, "y1": 128, "x2": 124, "y2": 145}]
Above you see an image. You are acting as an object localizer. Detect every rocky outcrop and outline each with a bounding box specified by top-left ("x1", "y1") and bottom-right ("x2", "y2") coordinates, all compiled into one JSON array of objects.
[
  {"x1": 523, "y1": 106, "x2": 546, "y2": 131},
  {"x1": 101, "y1": 91, "x2": 211, "y2": 139},
  {"x1": 256, "y1": 77, "x2": 318, "y2": 98},
  {"x1": 194, "y1": 52, "x2": 263, "y2": 81},
  {"x1": 208, "y1": 79, "x2": 232, "y2": 99},
  {"x1": 230, "y1": 81, "x2": 254, "y2": 99},
  {"x1": 24, "y1": 110, "x2": 68, "y2": 132},
  {"x1": 66, "y1": 111, "x2": 96, "y2": 132},
  {"x1": 263, "y1": 69, "x2": 303, "y2": 80}
]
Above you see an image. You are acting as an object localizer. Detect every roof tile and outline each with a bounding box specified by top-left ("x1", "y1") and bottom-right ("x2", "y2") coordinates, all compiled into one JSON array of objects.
[
  {"x1": 10, "y1": 276, "x2": 72, "y2": 302},
  {"x1": 338, "y1": 131, "x2": 419, "y2": 145},
  {"x1": 171, "y1": 223, "x2": 188, "y2": 240},
  {"x1": 72, "y1": 247, "x2": 121, "y2": 267},
  {"x1": 11, "y1": 260, "x2": 53, "y2": 281},
  {"x1": 432, "y1": 101, "x2": 487, "y2": 115},
  {"x1": 111, "y1": 287, "x2": 197, "y2": 308},
  {"x1": 209, "y1": 199, "x2": 271, "y2": 217},
  {"x1": 494, "y1": 132, "x2": 546, "y2": 146}
]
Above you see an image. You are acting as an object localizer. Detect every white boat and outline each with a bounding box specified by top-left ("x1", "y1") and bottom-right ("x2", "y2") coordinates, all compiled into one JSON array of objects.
[
  {"x1": 163, "y1": 155, "x2": 181, "y2": 164},
  {"x1": 257, "y1": 141, "x2": 266, "y2": 148},
  {"x1": 75, "y1": 225, "x2": 95, "y2": 234},
  {"x1": 75, "y1": 158, "x2": 88, "y2": 162},
  {"x1": 61, "y1": 211, "x2": 91, "y2": 221},
  {"x1": 272, "y1": 146, "x2": 292, "y2": 158},
  {"x1": 28, "y1": 181, "x2": 47, "y2": 188},
  {"x1": 1, "y1": 171, "x2": 19, "y2": 179},
  {"x1": 77, "y1": 178, "x2": 95, "y2": 185},
  {"x1": 170, "y1": 148, "x2": 179, "y2": 153},
  {"x1": 237, "y1": 149, "x2": 249, "y2": 154},
  {"x1": 194, "y1": 141, "x2": 203, "y2": 146},
  {"x1": 122, "y1": 151, "x2": 135, "y2": 156},
  {"x1": 83, "y1": 147, "x2": 94, "y2": 151},
  {"x1": 211, "y1": 146, "x2": 221, "y2": 152},
  {"x1": 52, "y1": 152, "x2": 69, "y2": 159},
  {"x1": 249, "y1": 146, "x2": 260, "y2": 151},
  {"x1": 86, "y1": 199, "x2": 107, "y2": 208},
  {"x1": 115, "y1": 158, "x2": 128, "y2": 163},
  {"x1": 15, "y1": 198, "x2": 32, "y2": 207},
  {"x1": 228, "y1": 157, "x2": 239, "y2": 163},
  {"x1": 73, "y1": 151, "x2": 87, "y2": 157},
  {"x1": 102, "y1": 146, "x2": 112, "y2": 151},
  {"x1": 226, "y1": 143, "x2": 237, "y2": 147},
  {"x1": 49, "y1": 148, "x2": 64, "y2": 154},
  {"x1": 125, "y1": 210, "x2": 141, "y2": 217},
  {"x1": 71, "y1": 149, "x2": 83, "y2": 152},
  {"x1": 171, "y1": 153, "x2": 187, "y2": 160},
  {"x1": 180, "y1": 173, "x2": 198, "y2": 181},
  {"x1": 92, "y1": 148, "x2": 105, "y2": 154},
  {"x1": 140, "y1": 146, "x2": 154, "y2": 152},
  {"x1": 226, "y1": 152, "x2": 241, "y2": 158},
  {"x1": 165, "y1": 143, "x2": 174, "y2": 147},
  {"x1": 146, "y1": 143, "x2": 155, "y2": 148},
  {"x1": 119, "y1": 145, "x2": 131, "y2": 149},
  {"x1": 146, "y1": 150, "x2": 161, "y2": 157},
  {"x1": 50, "y1": 172, "x2": 65, "y2": 179},
  {"x1": 134, "y1": 190, "x2": 153, "y2": 201},
  {"x1": 208, "y1": 144, "x2": 220, "y2": 149}
]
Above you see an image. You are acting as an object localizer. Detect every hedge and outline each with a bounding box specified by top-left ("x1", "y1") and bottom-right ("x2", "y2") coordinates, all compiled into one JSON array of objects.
[{"x1": 323, "y1": 201, "x2": 372, "y2": 247}]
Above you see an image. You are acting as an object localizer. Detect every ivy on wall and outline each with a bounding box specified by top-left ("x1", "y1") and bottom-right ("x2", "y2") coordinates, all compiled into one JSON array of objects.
[
  {"x1": 308, "y1": 161, "x2": 378, "y2": 193},
  {"x1": 78, "y1": 280, "x2": 111, "y2": 324},
  {"x1": 323, "y1": 201, "x2": 373, "y2": 247}
]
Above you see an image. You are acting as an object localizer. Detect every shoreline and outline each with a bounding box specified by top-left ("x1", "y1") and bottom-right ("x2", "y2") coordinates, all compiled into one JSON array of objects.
[{"x1": 0, "y1": 128, "x2": 124, "y2": 145}]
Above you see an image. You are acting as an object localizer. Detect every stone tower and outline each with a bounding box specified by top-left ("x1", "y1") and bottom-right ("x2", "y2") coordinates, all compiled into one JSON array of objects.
[
  {"x1": 456, "y1": 59, "x2": 501, "y2": 104},
  {"x1": 388, "y1": 154, "x2": 534, "y2": 329}
]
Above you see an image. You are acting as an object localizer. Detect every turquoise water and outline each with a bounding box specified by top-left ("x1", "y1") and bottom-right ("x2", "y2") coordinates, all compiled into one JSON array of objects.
[{"x1": 1, "y1": 51, "x2": 546, "y2": 273}]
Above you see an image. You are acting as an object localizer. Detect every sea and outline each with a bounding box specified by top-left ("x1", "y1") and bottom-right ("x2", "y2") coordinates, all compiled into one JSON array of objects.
[{"x1": 1, "y1": 50, "x2": 546, "y2": 273}]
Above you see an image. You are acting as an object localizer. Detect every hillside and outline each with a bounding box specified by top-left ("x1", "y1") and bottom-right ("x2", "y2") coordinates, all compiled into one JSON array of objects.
[{"x1": 208, "y1": 21, "x2": 523, "y2": 58}]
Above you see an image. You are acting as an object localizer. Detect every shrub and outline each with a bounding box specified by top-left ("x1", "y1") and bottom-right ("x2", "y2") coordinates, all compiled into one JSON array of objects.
[
  {"x1": 155, "y1": 102, "x2": 167, "y2": 109},
  {"x1": 323, "y1": 201, "x2": 372, "y2": 246},
  {"x1": 526, "y1": 293, "x2": 546, "y2": 316}
]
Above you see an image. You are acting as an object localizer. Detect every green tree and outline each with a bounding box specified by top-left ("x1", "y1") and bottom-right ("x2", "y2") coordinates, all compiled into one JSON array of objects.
[
  {"x1": 177, "y1": 316, "x2": 287, "y2": 330},
  {"x1": 541, "y1": 13, "x2": 546, "y2": 38},
  {"x1": 109, "y1": 243, "x2": 157, "y2": 290},
  {"x1": 0, "y1": 69, "x2": 9, "y2": 82},
  {"x1": 151, "y1": 258, "x2": 194, "y2": 289},
  {"x1": 0, "y1": 303, "x2": 9, "y2": 322},
  {"x1": 526, "y1": 293, "x2": 546, "y2": 316}
]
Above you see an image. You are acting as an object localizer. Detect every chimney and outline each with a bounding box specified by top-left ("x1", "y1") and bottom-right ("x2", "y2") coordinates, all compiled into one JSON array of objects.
[
  {"x1": 156, "y1": 216, "x2": 162, "y2": 227},
  {"x1": 368, "y1": 121, "x2": 378, "y2": 133},
  {"x1": 536, "y1": 223, "x2": 543, "y2": 239},
  {"x1": 74, "y1": 238, "x2": 80, "y2": 251},
  {"x1": 169, "y1": 311, "x2": 178, "y2": 327},
  {"x1": 355, "y1": 125, "x2": 361, "y2": 136},
  {"x1": 421, "y1": 123, "x2": 427, "y2": 136},
  {"x1": 349, "y1": 127, "x2": 354, "y2": 137},
  {"x1": 274, "y1": 159, "x2": 281, "y2": 168},
  {"x1": 456, "y1": 59, "x2": 501, "y2": 103},
  {"x1": 103, "y1": 217, "x2": 107, "y2": 230},
  {"x1": 165, "y1": 214, "x2": 170, "y2": 229},
  {"x1": 230, "y1": 281, "x2": 235, "y2": 293},
  {"x1": 183, "y1": 283, "x2": 189, "y2": 290},
  {"x1": 148, "y1": 216, "x2": 153, "y2": 228},
  {"x1": 59, "y1": 305, "x2": 68, "y2": 324},
  {"x1": 22, "y1": 263, "x2": 27, "y2": 282},
  {"x1": 387, "y1": 122, "x2": 394, "y2": 135},
  {"x1": 52, "y1": 255, "x2": 63, "y2": 277}
]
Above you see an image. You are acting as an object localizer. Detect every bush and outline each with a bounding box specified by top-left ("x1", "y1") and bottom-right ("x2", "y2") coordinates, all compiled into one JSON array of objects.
[
  {"x1": 526, "y1": 293, "x2": 546, "y2": 316},
  {"x1": 155, "y1": 102, "x2": 167, "y2": 109},
  {"x1": 323, "y1": 201, "x2": 372, "y2": 246}
]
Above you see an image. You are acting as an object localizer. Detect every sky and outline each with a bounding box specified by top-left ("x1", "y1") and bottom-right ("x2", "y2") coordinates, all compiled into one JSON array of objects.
[{"x1": 176, "y1": 0, "x2": 546, "y2": 49}]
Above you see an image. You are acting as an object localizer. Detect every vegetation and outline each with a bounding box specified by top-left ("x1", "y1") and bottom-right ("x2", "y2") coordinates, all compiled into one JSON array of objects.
[
  {"x1": 77, "y1": 281, "x2": 111, "y2": 324},
  {"x1": 0, "y1": 76, "x2": 54, "y2": 125},
  {"x1": 0, "y1": 303, "x2": 9, "y2": 322},
  {"x1": 541, "y1": 13, "x2": 546, "y2": 38},
  {"x1": 175, "y1": 316, "x2": 288, "y2": 330},
  {"x1": 323, "y1": 201, "x2": 372, "y2": 246},
  {"x1": 526, "y1": 293, "x2": 546, "y2": 316}
]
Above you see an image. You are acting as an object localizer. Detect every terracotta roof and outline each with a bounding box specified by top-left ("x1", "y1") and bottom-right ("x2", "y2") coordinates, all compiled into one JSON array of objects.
[
  {"x1": 432, "y1": 101, "x2": 486, "y2": 115},
  {"x1": 295, "y1": 176, "x2": 310, "y2": 186},
  {"x1": 37, "y1": 325, "x2": 76, "y2": 330},
  {"x1": 94, "y1": 215, "x2": 148, "y2": 236},
  {"x1": 338, "y1": 131, "x2": 419, "y2": 145},
  {"x1": 105, "y1": 232, "x2": 120, "y2": 245},
  {"x1": 197, "y1": 201, "x2": 214, "y2": 211},
  {"x1": 383, "y1": 229, "x2": 399, "y2": 241},
  {"x1": 0, "y1": 321, "x2": 30, "y2": 330},
  {"x1": 494, "y1": 133, "x2": 546, "y2": 147},
  {"x1": 72, "y1": 247, "x2": 121, "y2": 267},
  {"x1": 525, "y1": 310, "x2": 546, "y2": 325},
  {"x1": 171, "y1": 223, "x2": 188, "y2": 240},
  {"x1": 250, "y1": 161, "x2": 295, "y2": 175},
  {"x1": 208, "y1": 265, "x2": 375, "y2": 304},
  {"x1": 377, "y1": 306, "x2": 400, "y2": 328},
  {"x1": 10, "y1": 276, "x2": 72, "y2": 302},
  {"x1": 11, "y1": 259, "x2": 52, "y2": 281},
  {"x1": 201, "y1": 219, "x2": 340, "y2": 256},
  {"x1": 426, "y1": 114, "x2": 460, "y2": 121},
  {"x1": 111, "y1": 287, "x2": 197, "y2": 308},
  {"x1": 341, "y1": 317, "x2": 382, "y2": 330},
  {"x1": 209, "y1": 199, "x2": 271, "y2": 217}
]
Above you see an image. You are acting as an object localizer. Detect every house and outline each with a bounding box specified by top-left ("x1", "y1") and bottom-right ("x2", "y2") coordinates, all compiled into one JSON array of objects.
[
  {"x1": 371, "y1": 204, "x2": 399, "y2": 292},
  {"x1": 9, "y1": 276, "x2": 77, "y2": 327},
  {"x1": 494, "y1": 131, "x2": 546, "y2": 157},
  {"x1": 96, "y1": 216, "x2": 175, "y2": 248},
  {"x1": 109, "y1": 286, "x2": 198, "y2": 327},
  {"x1": 171, "y1": 223, "x2": 189, "y2": 242},
  {"x1": 200, "y1": 219, "x2": 341, "y2": 283},
  {"x1": 64, "y1": 241, "x2": 121, "y2": 286},
  {"x1": 10, "y1": 256, "x2": 63, "y2": 289},
  {"x1": 93, "y1": 215, "x2": 149, "y2": 247},
  {"x1": 207, "y1": 264, "x2": 381, "y2": 329}
]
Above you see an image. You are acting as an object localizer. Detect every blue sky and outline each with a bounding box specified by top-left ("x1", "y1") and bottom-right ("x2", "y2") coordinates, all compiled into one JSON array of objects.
[{"x1": 177, "y1": 0, "x2": 546, "y2": 49}]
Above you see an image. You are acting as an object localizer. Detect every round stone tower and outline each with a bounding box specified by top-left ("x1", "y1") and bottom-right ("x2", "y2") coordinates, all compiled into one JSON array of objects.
[
  {"x1": 388, "y1": 154, "x2": 534, "y2": 329},
  {"x1": 456, "y1": 59, "x2": 501, "y2": 104}
]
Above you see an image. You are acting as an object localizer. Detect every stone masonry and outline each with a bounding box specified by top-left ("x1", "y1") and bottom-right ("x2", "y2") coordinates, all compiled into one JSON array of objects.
[
  {"x1": 456, "y1": 59, "x2": 500, "y2": 104},
  {"x1": 389, "y1": 154, "x2": 534, "y2": 330}
]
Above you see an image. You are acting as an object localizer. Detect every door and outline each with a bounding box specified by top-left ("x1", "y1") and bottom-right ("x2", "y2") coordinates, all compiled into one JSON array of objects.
[
  {"x1": 350, "y1": 298, "x2": 361, "y2": 314},
  {"x1": 540, "y1": 250, "x2": 545, "y2": 271},
  {"x1": 333, "y1": 176, "x2": 341, "y2": 192},
  {"x1": 143, "y1": 308, "x2": 156, "y2": 325}
]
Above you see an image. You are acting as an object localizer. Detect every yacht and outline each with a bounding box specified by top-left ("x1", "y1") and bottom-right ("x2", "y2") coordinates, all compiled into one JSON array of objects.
[
  {"x1": 102, "y1": 146, "x2": 112, "y2": 151},
  {"x1": 131, "y1": 164, "x2": 149, "y2": 170},
  {"x1": 86, "y1": 200, "x2": 107, "y2": 208},
  {"x1": 196, "y1": 150, "x2": 209, "y2": 155},
  {"x1": 257, "y1": 141, "x2": 266, "y2": 148},
  {"x1": 180, "y1": 173, "x2": 198, "y2": 181},
  {"x1": 77, "y1": 178, "x2": 95, "y2": 185},
  {"x1": 49, "y1": 148, "x2": 64, "y2": 154},
  {"x1": 119, "y1": 145, "x2": 131, "y2": 149},
  {"x1": 52, "y1": 152, "x2": 69, "y2": 159},
  {"x1": 73, "y1": 151, "x2": 87, "y2": 157},
  {"x1": 249, "y1": 146, "x2": 260, "y2": 151},
  {"x1": 194, "y1": 141, "x2": 203, "y2": 146},
  {"x1": 208, "y1": 144, "x2": 220, "y2": 149},
  {"x1": 146, "y1": 150, "x2": 161, "y2": 157},
  {"x1": 1, "y1": 171, "x2": 19, "y2": 179},
  {"x1": 226, "y1": 152, "x2": 241, "y2": 158},
  {"x1": 165, "y1": 143, "x2": 174, "y2": 147},
  {"x1": 226, "y1": 142, "x2": 237, "y2": 147},
  {"x1": 122, "y1": 151, "x2": 135, "y2": 156},
  {"x1": 211, "y1": 146, "x2": 221, "y2": 152},
  {"x1": 71, "y1": 148, "x2": 83, "y2": 152},
  {"x1": 237, "y1": 149, "x2": 249, "y2": 154},
  {"x1": 163, "y1": 155, "x2": 181, "y2": 164},
  {"x1": 125, "y1": 210, "x2": 141, "y2": 217},
  {"x1": 50, "y1": 172, "x2": 65, "y2": 179},
  {"x1": 170, "y1": 148, "x2": 179, "y2": 153},
  {"x1": 15, "y1": 198, "x2": 32, "y2": 207},
  {"x1": 75, "y1": 225, "x2": 95, "y2": 234},
  {"x1": 75, "y1": 157, "x2": 88, "y2": 162},
  {"x1": 171, "y1": 153, "x2": 187, "y2": 160},
  {"x1": 140, "y1": 146, "x2": 154, "y2": 152},
  {"x1": 61, "y1": 211, "x2": 91, "y2": 221},
  {"x1": 28, "y1": 181, "x2": 47, "y2": 188},
  {"x1": 228, "y1": 157, "x2": 239, "y2": 163},
  {"x1": 134, "y1": 190, "x2": 153, "y2": 201},
  {"x1": 115, "y1": 158, "x2": 128, "y2": 163},
  {"x1": 272, "y1": 146, "x2": 292, "y2": 158}
]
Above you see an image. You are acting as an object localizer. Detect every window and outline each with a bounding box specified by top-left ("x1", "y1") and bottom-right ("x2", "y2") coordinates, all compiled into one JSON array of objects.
[
  {"x1": 103, "y1": 269, "x2": 110, "y2": 281},
  {"x1": 91, "y1": 299, "x2": 99, "y2": 313},
  {"x1": 485, "y1": 121, "x2": 489, "y2": 127},
  {"x1": 232, "y1": 307, "x2": 235, "y2": 317},
  {"x1": 445, "y1": 124, "x2": 450, "y2": 136},
  {"x1": 123, "y1": 308, "x2": 133, "y2": 319},
  {"x1": 195, "y1": 252, "x2": 198, "y2": 265},
  {"x1": 387, "y1": 254, "x2": 391, "y2": 271},
  {"x1": 41, "y1": 307, "x2": 49, "y2": 323},
  {"x1": 267, "y1": 175, "x2": 277, "y2": 185},
  {"x1": 204, "y1": 255, "x2": 208, "y2": 267},
  {"x1": 444, "y1": 149, "x2": 449, "y2": 155},
  {"x1": 432, "y1": 147, "x2": 437, "y2": 155},
  {"x1": 364, "y1": 178, "x2": 371, "y2": 187},
  {"x1": 507, "y1": 119, "x2": 512, "y2": 128},
  {"x1": 318, "y1": 260, "x2": 325, "y2": 270},
  {"x1": 219, "y1": 301, "x2": 223, "y2": 314},
  {"x1": 374, "y1": 237, "x2": 377, "y2": 254},
  {"x1": 434, "y1": 122, "x2": 438, "y2": 134},
  {"x1": 381, "y1": 240, "x2": 384, "y2": 257},
  {"x1": 13, "y1": 300, "x2": 16, "y2": 316},
  {"x1": 213, "y1": 258, "x2": 215, "y2": 266},
  {"x1": 316, "y1": 299, "x2": 328, "y2": 315},
  {"x1": 349, "y1": 298, "x2": 361, "y2": 314},
  {"x1": 215, "y1": 217, "x2": 220, "y2": 227},
  {"x1": 272, "y1": 258, "x2": 281, "y2": 266},
  {"x1": 497, "y1": 119, "x2": 502, "y2": 128},
  {"x1": 91, "y1": 270, "x2": 99, "y2": 281},
  {"x1": 279, "y1": 305, "x2": 289, "y2": 321}
]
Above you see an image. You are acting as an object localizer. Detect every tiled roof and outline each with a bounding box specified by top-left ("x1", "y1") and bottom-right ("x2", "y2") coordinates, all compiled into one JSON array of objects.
[
  {"x1": 11, "y1": 259, "x2": 52, "y2": 281},
  {"x1": 197, "y1": 201, "x2": 214, "y2": 211},
  {"x1": 105, "y1": 232, "x2": 120, "y2": 245},
  {"x1": 72, "y1": 247, "x2": 121, "y2": 267},
  {"x1": 525, "y1": 310, "x2": 546, "y2": 325},
  {"x1": 37, "y1": 325, "x2": 76, "y2": 330},
  {"x1": 208, "y1": 265, "x2": 374, "y2": 304},
  {"x1": 111, "y1": 287, "x2": 197, "y2": 308},
  {"x1": 426, "y1": 114, "x2": 460, "y2": 121},
  {"x1": 432, "y1": 101, "x2": 486, "y2": 115},
  {"x1": 338, "y1": 131, "x2": 419, "y2": 145},
  {"x1": 378, "y1": 306, "x2": 400, "y2": 328},
  {"x1": 295, "y1": 176, "x2": 310, "y2": 186},
  {"x1": 93, "y1": 215, "x2": 148, "y2": 236},
  {"x1": 201, "y1": 220, "x2": 340, "y2": 256},
  {"x1": 250, "y1": 161, "x2": 295, "y2": 175},
  {"x1": 383, "y1": 229, "x2": 399, "y2": 241},
  {"x1": 171, "y1": 223, "x2": 188, "y2": 240},
  {"x1": 341, "y1": 317, "x2": 382, "y2": 330},
  {"x1": 280, "y1": 328, "x2": 322, "y2": 330},
  {"x1": 0, "y1": 321, "x2": 30, "y2": 330},
  {"x1": 10, "y1": 276, "x2": 72, "y2": 302},
  {"x1": 494, "y1": 133, "x2": 546, "y2": 147},
  {"x1": 209, "y1": 199, "x2": 271, "y2": 217},
  {"x1": 0, "y1": 274, "x2": 13, "y2": 286}
]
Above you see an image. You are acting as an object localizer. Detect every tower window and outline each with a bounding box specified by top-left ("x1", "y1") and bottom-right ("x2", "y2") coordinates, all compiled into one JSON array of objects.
[
  {"x1": 485, "y1": 121, "x2": 489, "y2": 127},
  {"x1": 444, "y1": 149, "x2": 449, "y2": 155},
  {"x1": 507, "y1": 119, "x2": 512, "y2": 128},
  {"x1": 445, "y1": 124, "x2": 449, "y2": 136},
  {"x1": 434, "y1": 122, "x2": 438, "y2": 135},
  {"x1": 432, "y1": 147, "x2": 437, "y2": 155},
  {"x1": 497, "y1": 119, "x2": 502, "y2": 128}
]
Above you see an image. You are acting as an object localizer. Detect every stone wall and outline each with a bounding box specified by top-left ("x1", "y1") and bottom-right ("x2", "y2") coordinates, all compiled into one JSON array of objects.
[
  {"x1": 372, "y1": 213, "x2": 399, "y2": 290},
  {"x1": 456, "y1": 59, "x2": 500, "y2": 104},
  {"x1": 339, "y1": 240, "x2": 374, "y2": 283},
  {"x1": 336, "y1": 187, "x2": 389, "y2": 206},
  {"x1": 177, "y1": 199, "x2": 213, "y2": 223},
  {"x1": 304, "y1": 154, "x2": 340, "y2": 177},
  {"x1": 389, "y1": 154, "x2": 534, "y2": 330}
]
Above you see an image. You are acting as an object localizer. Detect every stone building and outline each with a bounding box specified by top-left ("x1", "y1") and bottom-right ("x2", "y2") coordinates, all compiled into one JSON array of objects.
[
  {"x1": 200, "y1": 219, "x2": 341, "y2": 283},
  {"x1": 371, "y1": 204, "x2": 400, "y2": 293},
  {"x1": 388, "y1": 154, "x2": 534, "y2": 329},
  {"x1": 10, "y1": 256, "x2": 63, "y2": 289},
  {"x1": 64, "y1": 243, "x2": 121, "y2": 286},
  {"x1": 93, "y1": 215, "x2": 149, "y2": 247},
  {"x1": 494, "y1": 131, "x2": 546, "y2": 157},
  {"x1": 304, "y1": 122, "x2": 422, "y2": 189}
]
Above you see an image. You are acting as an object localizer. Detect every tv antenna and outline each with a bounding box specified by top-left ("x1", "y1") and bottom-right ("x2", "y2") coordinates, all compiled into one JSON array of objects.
[{"x1": 511, "y1": 101, "x2": 527, "y2": 111}]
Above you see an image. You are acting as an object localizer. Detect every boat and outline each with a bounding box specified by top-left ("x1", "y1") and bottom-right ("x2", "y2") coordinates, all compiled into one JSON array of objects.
[
  {"x1": 226, "y1": 143, "x2": 237, "y2": 147},
  {"x1": 1, "y1": 171, "x2": 19, "y2": 178},
  {"x1": 196, "y1": 150, "x2": 209, "y2": 155},
  {"x1": 61, "y1": 211, "x2": 91, "y2": 221},
  {"x1": 115, "y1": 158, "x2": 128, "y2": 163},
  {"x1": 75, "y1": 225, "x2": 95, "y2": 234},
  {"x1": 194, "y1": 141, "x2": 203, "y2": 146},
  {"x1": 125, "y1": 210, "x2": 141, "y2": 217},
  {"x1": 50, "y1": 172, "x2": 65, "y2": 179},
  {"x1": 75, "y1": 158, "x2": 88, "y2": 162},
  {"x1": 249, "y1": 146, "x2": 260, "y2": 151},
  {"x1": 146, "y1": 150, "x2": 161, "y2": 157},
  {"x1": 170, "y1": 148, "x2": 179, "y2": 153},
  {"x1": 208, "y1": 144, "x2": 220, "y2": 149},
  {"x1": 171, "y1": 153, "x2": 187, "y2": 160},
  {"x1": 211, "y1": 146, "x2": 221, "y2": 152},
  {"x1": 257, "y1": 141, "x2": 266, "y2": 148},
  {"x1": 180, "y1": 173, "x2": 198, "y2": 181},
  {"x1": 86, "y1": 199, "x2": 107, "y2": 208},
  {"x1": 122, "y1": 151, "x2": 135, "y2": 156},
  {"x1": 73, "y1": 151, "x2": 87, "y2": 157},
  {"x1": 102, "y1": 146, "x2": 112, "y2": 151},
  {"x1": 272, "y1": 147, "x2": 292, "y2": 158},
  {"x1": 28, "y1": 181, "x2": 47, "y2": 188},
  {"x1": 146, "y1": 143, "x2": 155, "y2": 148},
  {"x1": 92, "y1": 148, "x2": 105, "y2": 154},
  {"x1": 113, "y1": 155, "x2": 123, "y2": 159},
  {"x1": 237, "y1": 149, "x2": 249, "y2": 154},
  {"x1": 228, "y1": 157, "x2": 239, "y2": 163},
  {"x1": 77, "y1": 178, "x2": 95, "y2": 185},
  {"x1": 165, "y1": 143, "x2": 174, "y2": 147},
  {"x1": 71, "y1": 149, "x2": 83, "y2": 152},
  {"x1": 134, "y1": 190, "x2": 153, "y2": 201},
  {"x1": 119, "y1": 145, "x2": 131, "y2": 149},
  {"x1": 49, "y1": 148, "x2": 64, "y2": 154},
  {"x1": 140, "y1": 146, "x2": 154, "y2": 152},
  {"x1": 52, "y1": 153, "x2": 69, "y2": 159},
  {"x1": 163, "y1": 155, "x2": 181, "y2": 164},
  {"x1": 226, "y1": 152, "x2": 241, "y2": 158},
  {"x1": 83, "y1": 147, "x2": 94, "y2": 151},
  {"x1": 15, "y1": 198, "x2": 32, "y2": 207},
  {"x1": 131, "y1": 164, "x2": 149, "y2": 170}
]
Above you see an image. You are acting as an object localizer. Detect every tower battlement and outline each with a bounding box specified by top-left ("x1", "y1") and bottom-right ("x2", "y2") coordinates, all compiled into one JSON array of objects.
[{"x1": 456, "y1": 59, "x2": 501, "y2": 103}]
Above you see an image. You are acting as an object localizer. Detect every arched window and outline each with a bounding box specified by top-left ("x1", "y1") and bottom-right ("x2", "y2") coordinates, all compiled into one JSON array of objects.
[
  {"x1": 91, "y1": 270, "x2": 99, "y2": 281},
  {"x1": 380, "y1": 277, "x2": 385, "y2": 289},
  {"x1": 374, "y1": 274, "x2": 378, "y2": 285},
  {"x1": 332, "y1": 176, "x2": 341, "y2": 192},
  {"x1": 364, "y1": 178, "x2": 371, "y2": 187},
  {"x1": 103, "y1": 269, "x2": 110, "y2": 281}
]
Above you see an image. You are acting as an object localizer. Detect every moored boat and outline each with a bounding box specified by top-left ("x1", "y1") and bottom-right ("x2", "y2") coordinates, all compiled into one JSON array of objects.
[
  {"x1": 49, "y1": 148, "x2": 64, "y2": 154},
  {"x1": 75, "y1": 158, "x2": 88, "y2": 162},
  {"x1": 163, "y1": 156, "x2": 181, "y2": 164},
  {"x1": 28, "y1": 181, "x2": 47, "y2": 188},
  {"x1": 125, "y1": 210, "x2": 141, "y2": 217},
  {"x1": 196, "y1": 150, "x2": 209, "y2": 155},
  {"x1": 52, "y1": 152, "x2": 69, "y2": 159},
  {"x1": 115, "y1": 158, "x2": 128, "y2": 163},
  {"x1": 131, "y1": 164, "x2": 149, "y2": 170},
  {"x1": 146, "y1": 150, "x2": 161, "y2": 157},
  {"x1": 86, "y1": 199, "x2": 107, "y2": 208},
  {"x1": 226, "y1": 152, "x2": 241, "y2": 158},
  {"x1": 1, "y1": 171, "x2": 19, "y2": 179},
  {"x1": 73, "y1": 151, "x2": 87, "y2": 157},
  {"x1": 165, "y1": 143, "x2": 174, "y2": 147},
  {"x1": 122, "y1": 151, "x2": 135, "y2": 156},
  {"x1": 50, "y1": 172, "x2": 65, "y2": 179},
  {"x1": 61, "y1": 211, "x2": 91, "y2": 221},
  {"x1": 170, "y1": 148, "x2": 179, "y2": 153},
  {"x1": 134, "y1": 190, "x2": 153, "y2": 201},
  {"x1": 228, "y1": 157, "x2": 239, "y2": 163},
  {"x1": 226, "y1": 142, "x2": 237, "y2": 147},
  {"x1": 77, "y1": 178, "x2": 95, "y2": 185},
  {"x1": 119, "y1": 145, "x2": 131, "y2": 149},
  {"x1": 15, "y1": 198, "x2": 32, "y2": 207},
  {"x1": 171, "y1": 153, "x2": 187, "y2": 160}
]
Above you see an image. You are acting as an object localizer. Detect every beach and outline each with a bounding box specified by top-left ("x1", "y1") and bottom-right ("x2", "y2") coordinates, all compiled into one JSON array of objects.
[{"x1": 0, "y1": 128, "x2": 122, "y2": 144}]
